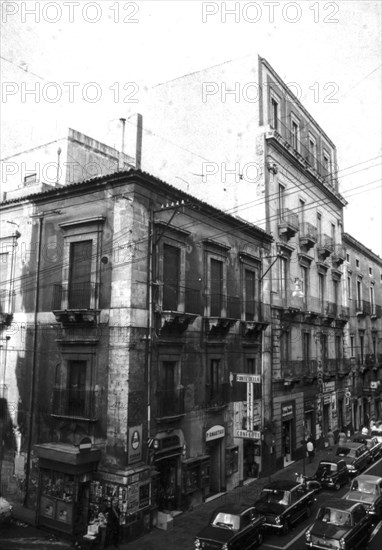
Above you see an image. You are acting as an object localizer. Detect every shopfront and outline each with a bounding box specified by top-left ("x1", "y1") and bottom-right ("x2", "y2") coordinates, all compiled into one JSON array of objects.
[
  {"x1": 304, "y1": 399, "x2": 315, "y2": 440},
  {"x1": 152, "y1": 431, "x2": 183, "y2": 512}
]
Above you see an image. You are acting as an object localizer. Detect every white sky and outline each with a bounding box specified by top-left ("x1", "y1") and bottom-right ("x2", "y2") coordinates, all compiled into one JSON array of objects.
[{"x1": 1, "y1": 0, "x2": 381, "y2": 255}]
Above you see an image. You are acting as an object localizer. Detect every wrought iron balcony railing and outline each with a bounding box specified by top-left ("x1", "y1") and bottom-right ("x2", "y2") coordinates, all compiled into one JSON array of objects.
[
  {"x1": 51, "y1": 388, "x2": 98, "y2": 420},
  {"x1": 156, "y1": 387, "x2": 185, "y2": 418},
  {"x1": 204, "y1": 382, "x2": 230, "y2": 409},
  {"x1": 52, "y1": 282, "x2": 100, "y2": 310}
]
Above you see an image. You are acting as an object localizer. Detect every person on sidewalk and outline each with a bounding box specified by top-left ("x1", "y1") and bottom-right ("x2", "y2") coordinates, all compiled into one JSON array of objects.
[
  {"x1": 338, "y1": 429, "x2": 347, "y2": 446},
  {"x1": 327, "y1": 428, "x2": 335, "y2": 450},
  {"x1": 306, "y1": 438, "x2": 315, "y2": 463}
]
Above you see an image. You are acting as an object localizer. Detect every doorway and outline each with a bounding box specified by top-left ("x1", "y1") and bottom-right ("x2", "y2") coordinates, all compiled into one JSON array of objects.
[
  {"x1": 206, "y1": 439, "x2": 222, "y2": 494},
  {"x1": 155, "y1": 456, "x2": 179, "y2": 511},
  {"x1": 282, "y1": 420, "x2": 292, "y2": 466}
]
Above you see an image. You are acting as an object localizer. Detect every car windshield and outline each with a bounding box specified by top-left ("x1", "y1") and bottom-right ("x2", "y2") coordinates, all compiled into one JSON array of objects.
[
  {"x1": 317, "y1": 462, "x2": 337, "y2": 474},
  {"x1": 351, "y1": 480, "x2": 377, "y2": 494},
  {"x1": 211, "y1": 512, "x2": 240, "y2": 531},
  {"x1": 337, "y1": 447, "x2": 357, "y2": 458},
  {"x1": 318, "y1": 507, "x2": 352, "y2": 526},
  {"x1": 260, "y1": 489, "x2": 290, "y2": 505}
]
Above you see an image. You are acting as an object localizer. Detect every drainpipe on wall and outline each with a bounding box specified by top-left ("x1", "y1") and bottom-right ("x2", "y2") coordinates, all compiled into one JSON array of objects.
[{"x1": 24, "y1": 214, "x2": 43, "y2": 507}]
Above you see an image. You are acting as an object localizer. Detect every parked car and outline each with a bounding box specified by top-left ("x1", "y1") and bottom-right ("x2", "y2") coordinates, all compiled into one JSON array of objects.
[
  {"x1": 344, "y1": 474, "x2": 382, "y2": 522},
  {"x1": 0, "y1": 496, "x2": 13, "y2": 524},
  {"x1": 352, "y1": 434, "x2": 382, "y2": 461},
  {"x1": 253, "y1": 480, "x2": 315, "y2": 535},
  {"x1": 311, "y1": 457, "x2": 349, "y2": 491},
  {"x1": 305, "y1": 498, "x2": 373, "y2": 549},
  {"x1": 194, "y1": 504, "x2": 265, "y2": 550},
  {"x1": 336, "y1": 442, "x2": 371, "y2": 476},
  {"x1": 370, "y1": 428, "x2": 382, "y2": 444}
]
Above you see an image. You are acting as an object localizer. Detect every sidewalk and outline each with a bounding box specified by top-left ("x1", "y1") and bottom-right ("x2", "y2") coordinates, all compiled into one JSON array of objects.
[{"x1": 119, "y1": 447, "x2": 333, "y2": 550}]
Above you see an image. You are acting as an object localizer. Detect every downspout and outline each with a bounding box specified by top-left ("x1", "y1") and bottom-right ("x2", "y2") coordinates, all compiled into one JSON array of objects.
[
  {"x1": 145, "y1": 206, "x2": 154, "y2": 446},
  {"x1": 24, "y1": 214, "x2": 43, "y2": 507}
]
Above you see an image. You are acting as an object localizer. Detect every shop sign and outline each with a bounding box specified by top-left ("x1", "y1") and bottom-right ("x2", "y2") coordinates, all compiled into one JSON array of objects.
[
  {"x1": 324, "y1": 394, "x2": 331, "y2": 404},
  {"x1": 128, "y1": 425, "x2": 142, "y2": 464},
  {"x1": 323, "y1": 381, "x2": 335, "y2": 393},
  {"x1": 79, "y1": 437, "x2": 92, "y2": 452},
  {"x1": 206, "y1": 425, "x2": 225, "y2": 442},
  {"x1": 282, "y1": 404, "x2": 293, "y2": 417},
  {"x1": 236, "y1": 374, "x2": 261, "y2": 383},
  {"x1": 235, "y1": 429, "x2": 261, "y2": 439}
]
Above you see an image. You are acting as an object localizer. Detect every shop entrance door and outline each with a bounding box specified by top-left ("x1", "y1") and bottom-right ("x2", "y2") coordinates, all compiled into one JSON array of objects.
[
  {"x1": 156, "y1": 456, "x2": 179, "y2": 511},
  {"x1": 207, "y1": 439, "x2": 221, "y2": 494},
  {"x1": 282, "y1": 420, "x2": 292, "y2": 466}
]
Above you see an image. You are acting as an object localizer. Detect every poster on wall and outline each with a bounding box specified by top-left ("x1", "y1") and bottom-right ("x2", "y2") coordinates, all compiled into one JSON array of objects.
[{"x1": 128, "y1": 425, "x2": 143, "y2": 464}]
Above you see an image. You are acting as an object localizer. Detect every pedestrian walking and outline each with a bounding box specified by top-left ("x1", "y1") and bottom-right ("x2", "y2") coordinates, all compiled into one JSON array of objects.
[
  {"x1": 306, "y1": 438, "x2": 315, "y2": 463},
  {"x1": 338, "y1": 428, "x2": 347, "y2": 446},
  {"x1": 105, "y1": 499, "x2": 120, "y2": 549},
  {"x1": 327, "y1": 428, "x2": 335, "y2": 449}
]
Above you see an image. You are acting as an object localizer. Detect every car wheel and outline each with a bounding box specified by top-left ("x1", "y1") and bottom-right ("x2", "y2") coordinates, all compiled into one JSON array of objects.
[
  {"x1": 281, "y1": 520, "x2": 290, "y2": 535},
  {"x1": 334, "y1": 481, "x2": 341, "y2": 491}
]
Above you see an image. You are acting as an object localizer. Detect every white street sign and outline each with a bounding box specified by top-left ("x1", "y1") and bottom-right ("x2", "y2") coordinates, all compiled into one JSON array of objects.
[
  {"x1": 236, "y1": 429, "x2": 261, "y2": 439},
  {"x1": 236, "y1": 374, "x2": 261, "y2": 383}
]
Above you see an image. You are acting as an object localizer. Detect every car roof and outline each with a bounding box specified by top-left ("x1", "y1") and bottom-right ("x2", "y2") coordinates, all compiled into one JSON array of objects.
[
  {"x1": 262, "y1": 480, "x2": 299, "y2": 491},
  {"x1": 352, "y1": 474, "x2": 382, "y2": 484},
  {"x1": 213, "y1": 504, "x2": 254, "y2": 515},
  {"x1": 320, "y1": 498, "x2": 363, "y2": 511},
  {"x1": 338, "y1": 442, "x2": 365, "y2": 449},
  {"x1": 319, "y1": 457, "x2": 345, "y2": 464}
]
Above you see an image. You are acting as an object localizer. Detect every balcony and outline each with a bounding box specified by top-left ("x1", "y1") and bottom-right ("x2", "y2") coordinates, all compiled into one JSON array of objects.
[
  {"x1": 281, "y1": 360, "x2": 305, "y2": 383},
  {"x1": 317, "y1": 235, "x2": 334, "y2": 260},
  {"x1": 370, "y1": 304, "x2": 382, "y2": 320},
  {"x1": 332, "y1": 244, "x2": 346, "y2": 267},
  {"x1": 52, "y1": 283, "x2": 100, "y2": 325},
  {"x1": 156, "y1": 387, "x2": 185, "y2": 421},
  {"x1": 51, "y1": 388, "x2": 98, "y2": 421},
  {"x1": 265, "y1": 118, "x2": 338, "y2": 189},
  {"x1": 277, "y1": 208, "x2": 299, "y2": 240},
  {"x1": 355, "y1": 300, "x2": 367, "y2": 317},
  {"x1": 299, "y1": 222, "x2": 317, "y2": 251},
  {"x1": 204, "y1": 293, "x2": 239, "y2": 337},
  {"x1": 204, "y1": 383, "x2": 230, "y2": 411}
]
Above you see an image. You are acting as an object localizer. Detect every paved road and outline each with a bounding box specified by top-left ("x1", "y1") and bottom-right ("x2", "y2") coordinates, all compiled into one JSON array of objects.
[{"x1": 1, "y1": 451, "x2": 381, "y2": 549}]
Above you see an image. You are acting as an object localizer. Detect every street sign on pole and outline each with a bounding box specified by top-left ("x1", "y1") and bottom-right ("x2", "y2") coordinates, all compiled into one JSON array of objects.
[
  {"x1": 236, "y1": 429, "x2": 261, "y2": 439},
  {"x1": 247, "y1": 383, "x2": 254, "y2": 431},
  {"x1": 236, "y1": 374, "x2": 261, "y2": 384}
]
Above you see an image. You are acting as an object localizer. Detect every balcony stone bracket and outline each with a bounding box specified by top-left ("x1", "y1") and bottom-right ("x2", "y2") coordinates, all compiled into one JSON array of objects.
[
  {"x1": 52, "y1": 309, "x2": 100, "y2": 325},
  {"x1": 158, "y1": 311, "x2": 198, "y2": 335},
  {"x1": 205, "y1": 317, "x2": 237, "y2": 337},
  {"x1": 241, "y1": 320, "x2": 269, "y2": 338}
]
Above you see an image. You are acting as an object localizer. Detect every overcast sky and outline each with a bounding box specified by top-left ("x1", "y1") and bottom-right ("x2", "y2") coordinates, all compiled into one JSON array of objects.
[{"x1": 1, "y1": 0, "x2": 381, "y2": 255}]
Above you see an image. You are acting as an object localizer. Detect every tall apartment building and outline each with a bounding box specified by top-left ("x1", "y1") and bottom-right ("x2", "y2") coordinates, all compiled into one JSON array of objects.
[
  {"x1": 0, "y1": 164, "x2": 272, "y2": 537},
  {"x1": 139, "y1": 54, "x2": 350, "y2": 469},
  {"x1": 342, "y1": 233, "x2": 382, "y2": 428}
]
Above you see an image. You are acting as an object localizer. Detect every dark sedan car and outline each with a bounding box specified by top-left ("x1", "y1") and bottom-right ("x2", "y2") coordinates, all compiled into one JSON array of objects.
[
  {"x1": 311, "y1": 457, "x2": 349, "y2": 491},
  {"x1": 305, "y1": 498, "x2": 373, "y2": 549},
  {"x1": 344, "y1": 474, "x2": 382, "y2": 522},
  {"x1": 336, "y1": 442, "x2": 371, "y2": 476},
  {"x1": 352, "y1": 434, "x2": 382, "y2": 461},
  {"x1": 194, "y1": 504, "x2": 265, "y2": 550},
  {"x1": 253, "y1": 480, "x2": 315, "y2": 535}
]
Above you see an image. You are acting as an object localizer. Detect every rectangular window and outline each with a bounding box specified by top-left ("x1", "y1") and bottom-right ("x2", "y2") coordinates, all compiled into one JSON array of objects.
[
  {"x1": 210, "y1": 258, "x2": 223, "y2": 316},
  {"x1": 372, "y1": 337, "x2": 377, "y2": 357},
  {"x1": 369, "y1": 266, "x2": 373, "y2": 276},
  {"x1": 350, "y1": 336, "x2": 354, "y2": 357},
  {"x1": 244, "y1": 269, "x2": 256, "y2": 321},
  {"x1": 356, "y1": 279, "x2": 362, "y2": 309},
  {"x1": 68, "y1": 360, "x2": 86, "y2": 417},
  {"x1": 159, "y1": 361, "x2": 179, "y2": 417},
  {"x1": 359, "y1": 335, "x2": 364, "y2": 363},
  {"x1": 303, "y1": 332, "x2": 310, "y2": 363},
  {"x1": 323, "y1": 151, "x2": 331, "y2": 182},
  {"x1": 347, "y1": 275, "x2": 352, "y2": 300},
  {"x1": 280, "y1": 331, "x2": 290, "y2": 366},
  {"x1": 278, "y1": 184, "x2": 285, "y2": 217},
  {"x1": 271, "y1": 97, "x2": 278, "y2": 130},
  {"x1": 335, "y1": 336, "x2": 342, "y2": 361},
  {"x1": 0, "y1": 253, "x2": 9, "y2": 311},
  {"x1": 370, "y1": 285, "x2": 375, "y2": 314},
  {"x1": 279, "y1": 257, "x2": 288, "y2": 300},
  {"x1": 246, "y1": 357, "x2": 260, "y2": 375},
  {"x1": 333, "y1": 279, "x2": 339, "y2": 308},
  {"x1": 317, "y1": 212, "x2": 322, "y2": 237},
  {"x1": 309, "y1": 136, "x2": 317, "y2": 168},
  {"x1": 291, "y1": 120, "x2": 299, "y2": 151},
  {"x1": 163, "y1": 244, "x2": 180, "y2": 310},
  {"x1": 301, "y1": 266, "x2": 309, "y2": 303},
  {"x1": 68, "y1": 240, "x2": 92, "y2": 308},
  {"x1": 331, "y1": 223, "x2": 336, "y2": 245},
  {"x1": 209, "y1": 359, "x2": 224, "y2": 402},
  {"x1": 320, "y1": 333, "x2": 328, "y2": 369},
  {"x1": 356, "y1": 258, "x2": 360, "y2": 268},
  {"x1": 318, "y1": 273, "x2": 325, "y2": 304},
  {"x1": 346, "y1": 253, "x2": 350, "y2": 263}
]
